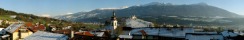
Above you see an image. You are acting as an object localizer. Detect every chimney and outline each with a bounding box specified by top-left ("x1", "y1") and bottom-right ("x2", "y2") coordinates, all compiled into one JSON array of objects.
[{"x1": 140, "y1": 30, "x2": 147, "y2": 39}]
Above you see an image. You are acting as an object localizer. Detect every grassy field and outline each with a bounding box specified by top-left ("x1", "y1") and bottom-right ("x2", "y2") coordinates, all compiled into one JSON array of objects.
[
  {"x1": 0, "y1": 15, "x2": 16, "y2": 21},
  {"x1": 84, "y1": 24, "x2": 102, "y2": 30}
]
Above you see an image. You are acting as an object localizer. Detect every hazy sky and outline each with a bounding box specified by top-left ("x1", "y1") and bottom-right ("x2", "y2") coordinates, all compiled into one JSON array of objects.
[{"x1": 0, "y1": 0, "x2": 243, "y2": 16}]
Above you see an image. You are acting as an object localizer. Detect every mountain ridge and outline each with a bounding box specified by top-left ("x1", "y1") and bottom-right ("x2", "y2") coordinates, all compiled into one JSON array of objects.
[{"x1": 55, "y1": 2, "x2": 241, "y2": 25}]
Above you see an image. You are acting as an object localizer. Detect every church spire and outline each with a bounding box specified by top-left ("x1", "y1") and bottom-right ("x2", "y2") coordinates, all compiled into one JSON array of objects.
[
  {"x1": 113, "y1": 11, "x2": 115, "y2": 17},
  {"x1": 111, "y1": 11, "x2": 117, "y2": 20}
]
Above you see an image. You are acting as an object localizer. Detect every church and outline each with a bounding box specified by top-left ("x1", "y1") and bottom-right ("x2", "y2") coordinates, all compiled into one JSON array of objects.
[
  {"x1": 103, "y1": 11, "x2": 118, "y2": 30},
  {"x1": 125, "y1": 15, "x2": 154, "y2": 28},
  {"x1": 102, "y1": 11, "x2": 119, "y2": 38}
]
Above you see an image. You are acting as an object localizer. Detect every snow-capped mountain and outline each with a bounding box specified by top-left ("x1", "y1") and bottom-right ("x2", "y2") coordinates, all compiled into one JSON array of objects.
[{"x1": 54, "y1": 2, "x2": 242, "y2": 26}]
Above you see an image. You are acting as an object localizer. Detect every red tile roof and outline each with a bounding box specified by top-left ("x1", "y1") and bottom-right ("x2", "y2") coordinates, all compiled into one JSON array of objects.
[
  {"x1": 75, "y1": 31, "x2": 94, "y2": 36},
  {"x1": 53, "y1": 29, "x2": 71, "y2": 34},
  {"x1": 28, "y1": 25, "x2": 46, "y2": 32}
]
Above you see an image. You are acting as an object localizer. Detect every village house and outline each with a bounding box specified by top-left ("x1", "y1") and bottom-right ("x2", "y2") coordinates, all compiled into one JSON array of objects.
[
  {"x1": 25, "y1": 22, "x2": 46, "y2": 32},
  {"x1": 53, "y1": 28, "x2": 111, "y2": 40},
  {"x1": 72, "y1": 31, "x2": 95, "y2": 40},
  {"x1": 24, "y1": 31, "x2": 68, "y2": 40},
  {"x1": 3, "y1": 23, "x2": 33, "y2": 40}
]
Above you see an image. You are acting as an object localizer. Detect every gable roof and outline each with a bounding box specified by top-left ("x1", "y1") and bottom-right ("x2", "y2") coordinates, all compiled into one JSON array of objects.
[
  {"x1": 4, "y1": 23, "x2": 24, "y2": 33},
  {"x1": 24, "y1": 31, "x2": 68, "y2": 40}
]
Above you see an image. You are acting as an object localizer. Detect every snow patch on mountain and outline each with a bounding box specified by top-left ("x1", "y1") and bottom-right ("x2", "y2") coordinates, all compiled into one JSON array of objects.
[{"x1": 125, "y1": 16, "x2": 154, "y2": 28}]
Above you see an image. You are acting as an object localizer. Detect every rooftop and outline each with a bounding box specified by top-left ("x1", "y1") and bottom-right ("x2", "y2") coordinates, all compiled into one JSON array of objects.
[
  {"x1": 24, "y1": 31, "x2": 68, "y2": 40},
  {"x1": 129, "y1": 27, "x2": 194, "y2": 38},
  {"x1": 75, "y1": 31, "x2": 94, "y2": 36},
  {"x1": 28, "y1": 25, "x2": 46, "y2": 32},
  {"x1": 119, "y1": 35, "x2": 133, "y2": 39},
  {"x1": 91, "y1": 32, "x2": 105, "y2": 37},
  {"x1": 186, "y1": 32, "x2": 224, "y2": 40},
  {"x1": 221, "y1": 30, "x2": 239, "y2": 37},
  {"x1": 4, "y1": 23, "x2": 24, "y2": 33}
]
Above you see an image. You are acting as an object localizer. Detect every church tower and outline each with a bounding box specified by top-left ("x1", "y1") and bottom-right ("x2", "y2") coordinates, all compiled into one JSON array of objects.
[
  {"x1": 131, "y1": 15, "x2": 137, "y2": 19},
  {"x1": 110, "y1": 11, "x2": 118, "y2": 38},
  {"x1": 111, "y1": 11, "x2": 118, "y2": 30}
]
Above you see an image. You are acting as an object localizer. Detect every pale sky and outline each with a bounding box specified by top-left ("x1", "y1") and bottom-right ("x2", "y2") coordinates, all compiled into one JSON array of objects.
[{"x1": 0, "y1": 0, "x2": 243, "y2": 16}]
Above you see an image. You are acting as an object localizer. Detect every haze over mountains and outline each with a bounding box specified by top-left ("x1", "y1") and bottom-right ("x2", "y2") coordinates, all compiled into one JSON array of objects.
[{"x1": 55, "y1": 2, "x2": 243, "y2": 26}]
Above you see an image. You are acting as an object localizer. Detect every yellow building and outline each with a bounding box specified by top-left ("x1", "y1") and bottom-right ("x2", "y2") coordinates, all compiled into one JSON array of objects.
[{"x1": 4, "y1": 23, "x2": 33, "y2": 40}]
